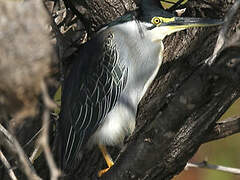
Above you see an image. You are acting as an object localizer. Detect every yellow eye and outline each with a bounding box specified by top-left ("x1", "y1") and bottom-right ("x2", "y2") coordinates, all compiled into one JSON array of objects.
[{"x1": 151, "y1": 17, "x2": 162, "y2": 25}]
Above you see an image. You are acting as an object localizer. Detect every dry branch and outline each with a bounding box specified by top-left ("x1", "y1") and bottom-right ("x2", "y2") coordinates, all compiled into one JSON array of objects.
[
  {"x1": 186, "y1": 161, "x2": 240, "y2": 175},
  {"x1": 0, "y1": 124, "x2": 41, "y2": 180},
  {"x1": 0, "y1": 0, "x2": 56, "y2": 179},
  {"x1": 38, "y1": 82, "x2": 60, "y2": 180},
  {"x1": 204, "y1": 116, "x2": 240, "y2": 143},
  {"x1": 0, "y1": 150, "x2": 17, "y2": 180}
]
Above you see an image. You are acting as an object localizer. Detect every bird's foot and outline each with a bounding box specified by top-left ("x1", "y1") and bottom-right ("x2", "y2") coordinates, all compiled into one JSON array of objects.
[
  {"x1": 98, "y1": 166, "x2": 112, "y2": 177},
  {"x1": 98, "y1": 144, "x2": 114, "y2": 177}
]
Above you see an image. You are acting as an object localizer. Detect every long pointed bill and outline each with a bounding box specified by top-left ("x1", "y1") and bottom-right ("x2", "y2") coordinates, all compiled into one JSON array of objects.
[
  {"x1": 162, "y1": 17, "x2": 224, "y2": 30},
  {"x1": 149, "y1": 16, "x2": 223, "y2": 41}
]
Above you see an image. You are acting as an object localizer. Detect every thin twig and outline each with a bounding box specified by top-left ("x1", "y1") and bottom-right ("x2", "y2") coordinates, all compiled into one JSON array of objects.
[
  {"x1": 0, "y1": 150, "x2": 17, "y2": 180},
  {"x1": 23, "y1": 128, "x2": 43, "y2": 149},
  {"x1": 29, "y1": 145, "x2": 42, "y2": 163},
  {"x1": 0, "y1": 128, "x2": 42, "y2": 170},
  {"x1": 0, "y1": 124, "x2": 41, "y2": 180},
  {"x1": 39, "y1": 81, "x2": 61, "y2": 180},
  {"x1": 186, "y1": 161, "x2": 240, "y2": 175}
]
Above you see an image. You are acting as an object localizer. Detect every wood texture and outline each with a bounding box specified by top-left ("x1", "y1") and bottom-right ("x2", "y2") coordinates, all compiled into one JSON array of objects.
[{"x1": 59, "y1": 0, "x2": 240, "y2": 180}]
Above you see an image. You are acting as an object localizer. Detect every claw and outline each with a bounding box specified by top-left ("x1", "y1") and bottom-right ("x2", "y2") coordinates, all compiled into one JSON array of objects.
[
  {"x1": 98, "y1": 167, "x2": 111, "y2": 177},
  {"x1": 98, "y1": 144, "x2": 114, "y2": 177}
]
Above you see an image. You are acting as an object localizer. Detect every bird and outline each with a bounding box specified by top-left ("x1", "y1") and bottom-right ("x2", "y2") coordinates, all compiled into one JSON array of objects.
[{"x1": 56, "y1": 0, "x2": 223, "y2": 176}]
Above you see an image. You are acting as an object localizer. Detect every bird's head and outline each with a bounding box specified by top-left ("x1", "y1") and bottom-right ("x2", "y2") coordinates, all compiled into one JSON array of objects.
[{"x1": 139, "y1": 0, "x2": 223, "y2": 41}]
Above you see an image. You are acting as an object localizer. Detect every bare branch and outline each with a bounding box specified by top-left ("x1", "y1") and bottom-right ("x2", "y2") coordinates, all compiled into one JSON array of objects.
[
  {"x1": 30, "y1": 145, "x2": 42, "y2": 163},
  {"x1": 186, "y1": 161, "x2": 240, "y2": 175},
  {"x1": 204, "y1": 116, "x2": 240, "y2": 143},
  {"x1": 38, "y1": 82, "x2": 61, "y2": 180},
  {"x1": 0, "y1": 128, "x2": 43, "y2": 170},
  {"x1": 0, "y1": 150, "x2": 17, "y2": 180},
  {"x1": 0, "y1": 124, "x2": 41, "y2": 180},
  {"x1": 23, "y1": 128, "x2": 43, "y2": 149}
]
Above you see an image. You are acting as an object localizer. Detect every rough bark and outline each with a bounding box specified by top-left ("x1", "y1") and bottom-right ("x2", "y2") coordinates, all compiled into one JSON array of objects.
[
  {"x1": 59, "y1": 0, "x2": 240, "y2": 180},
  {"x1": 63, "y1": 0, "x2": 138, "y2": 33},
  {"x1": 0, "y1": 0, "x2": 240, "y2": 180}
]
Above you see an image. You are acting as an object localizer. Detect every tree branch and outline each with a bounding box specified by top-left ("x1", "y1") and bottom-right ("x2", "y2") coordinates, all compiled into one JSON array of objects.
[
  {"x1": 186, "y1": 161, "x2": 240, "y2": 175},
  {"x1": 38, "y1": 82, "x2": 60, "y2": 180},
  {"x1": 207, "y1": 0, "x2": 240, "y2": 65},
  {"x1": 204, "y1": 116, "x2": 240, "y2": 143},
  {"x1": 0, "y1": 150, "x2": 17, "y2": 180},
  {"x1": 0, "y1": 124, "x2": 41, "y2": 180},
  {"x1": 99, "y1": 1, "x2": 240, "y2": 179}
]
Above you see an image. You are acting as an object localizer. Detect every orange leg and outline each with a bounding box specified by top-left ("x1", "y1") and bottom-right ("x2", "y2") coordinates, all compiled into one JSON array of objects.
[{"x1": 98, "y1": 144, "x2": 114, "y2": 177}]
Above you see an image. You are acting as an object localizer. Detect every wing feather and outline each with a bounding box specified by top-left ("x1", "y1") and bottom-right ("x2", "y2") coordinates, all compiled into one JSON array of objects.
[{"x1": 58, "y1": 31, "x2": 128, "y2": 171}]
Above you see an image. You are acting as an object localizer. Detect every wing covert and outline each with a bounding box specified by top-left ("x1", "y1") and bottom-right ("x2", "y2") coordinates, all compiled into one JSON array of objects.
[{"x1": 58, "y1": 31, "x2": 128, "y2": 171}]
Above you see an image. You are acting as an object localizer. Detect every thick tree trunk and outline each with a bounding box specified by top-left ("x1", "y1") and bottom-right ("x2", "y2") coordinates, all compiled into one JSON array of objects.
[
  {"x1": 60, "y1": 0, "x2": 240, "y2": 180},
  {"x1": 0, "y1": 0, "x2": 239, "y2": 180},
  {"x1": 64, "y1": 0, "x2": 138, "y2": 33}
]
